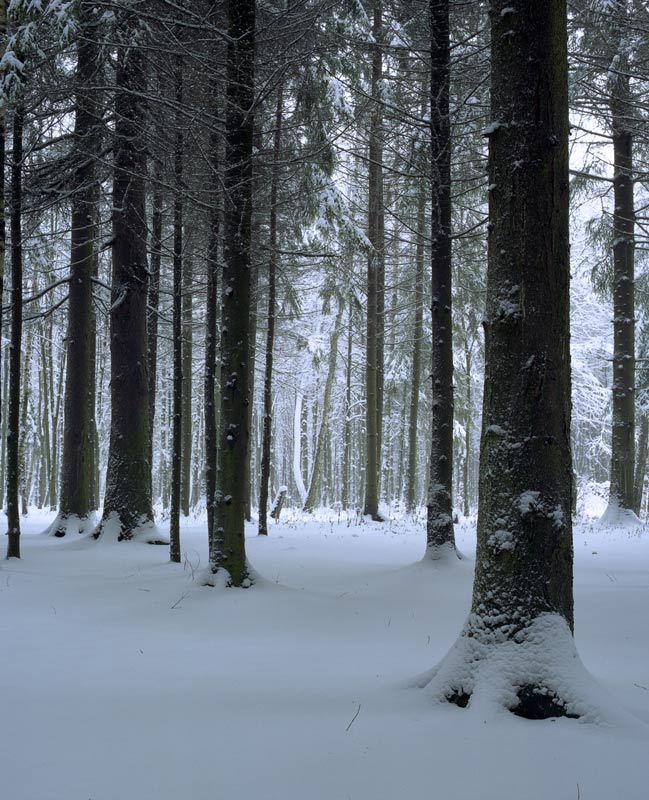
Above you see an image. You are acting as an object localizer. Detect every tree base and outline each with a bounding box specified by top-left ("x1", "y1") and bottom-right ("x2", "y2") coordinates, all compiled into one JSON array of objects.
[
  {"x1": 599, "y1": 501, "x2": 642, "y2": 528},
  {"x1": 414, "y1": 613, "x2": 605, "y2": 721},
  {"x1": 43, "y1": 513, "x2": 97, "y2": 538},
  {"x1": 200, "y1": 564, "x2": 254, "y2": 589},
  {"x1": 92, "y1": 512, "x2": 167, "y2": 545}
]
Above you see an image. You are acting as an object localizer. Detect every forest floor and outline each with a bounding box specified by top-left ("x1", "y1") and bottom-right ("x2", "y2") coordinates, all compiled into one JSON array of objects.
[{"x1": 1, "y1": 507, "x2": 648, "y2": 800}]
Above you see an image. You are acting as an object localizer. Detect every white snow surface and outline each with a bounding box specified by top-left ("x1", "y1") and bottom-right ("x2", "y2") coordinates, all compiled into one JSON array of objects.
[{"x1": 1, "y1": 509, "x2": 648, "y2": 800}]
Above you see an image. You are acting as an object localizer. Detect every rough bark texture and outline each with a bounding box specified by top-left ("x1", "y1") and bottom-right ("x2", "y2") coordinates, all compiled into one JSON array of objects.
[
  {"x1": 633, "y1": 414, "x2": 647, "y2": 516},
  {"x1": 96, "y1": 17, "x2": 153, "y2": 540},
  {"x1": 208, "y1": 0, "x2": 255, "y2": 586},
  {"x1": 472, "y1": 0, "x2": 573, "y2": 629},
  {"x1": 341, "y1": 305, "x2": 353, "y2": 510},
  {"x1": 6, "y1": 103, "x2": 23, "y2": 558},
  {"x1": 258, "y1": 84, "x2": 283, "y2": 536},
  {"x1": 0, "y1": 0, "x2": 6, "y2": 520},
  {"x1": 53, "y1": 1, "x2": 101, "y2": 534},
  {"x1": 606, "y1": 0, "x2": 635, "y2": 516},
  {"x1": 363, "y1": 0, "x2": 383, "y2": 521},
  {"x1": 170, "y1": 53, "x2": 184, "y2": 563},
  {"x1": 180, "y1": 256, "x2": 193, "y2": 516},
  {"x1": 426, "y1": 0, "x2": 456, "y2": 555}
]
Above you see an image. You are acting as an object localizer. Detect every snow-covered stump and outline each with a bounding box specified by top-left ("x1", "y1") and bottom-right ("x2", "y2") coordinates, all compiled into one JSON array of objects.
[
  {"x1": 43, "y1": 513, "x2": 97, "y2": 538},
  {"x1": 270, "y1": 486, "x2": 287, "y2": 522}
]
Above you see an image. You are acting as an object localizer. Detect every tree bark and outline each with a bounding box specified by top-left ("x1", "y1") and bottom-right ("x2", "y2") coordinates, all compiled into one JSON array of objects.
[
  {"x1": 50, "y1": 0, "x2": 101, "y2": 534},
  {"x1": 363, "y1": 0, "x2": 384, "y2": 521},
  {"x1": 605, "y1": 0, "x2": 635, "y2": 518},
  {"x1": 95, "y1": 13, "x2": 154, "y2": 541},
  {"x1": 208, "y1": 0, "x2": 255, "y2": 586},
  {"x1": 426, "y1": 0, "x2": 456, "y2": 555},
  {"x1": 170, "y1": 53, "x2": 184, "y2": 563},
  {"x1": 6, "y1": 102, "x2": 24, "y2": 558},
  {"x1": 258, "y1": 83, "x2": 284, "y2": 536},
  {"x1": 147, "y1": 182, "x2": 162, "y2": 496}
]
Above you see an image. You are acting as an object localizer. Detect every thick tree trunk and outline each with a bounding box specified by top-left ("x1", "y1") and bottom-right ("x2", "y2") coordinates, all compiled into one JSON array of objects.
[
  {"x1": 95, "y1": 15, "x2": 155, "y2": 541},
  {"x1": 207, "y1": 0, "x2": 255, "y2": 586},
  {"x1": 6, "y1": 103, "x2": 24, "y2": 558},
  {"x1": 363, "y1": 0, "x2": 384, "y2": 521},
  {"x1": 258, "y1": 83, "x2": 283, "y2": 536},
  {"x1": 421, "y1": 0, "x2": 576, "y2": 721},
  {"x1": 605, "y1": 0, "x2": 635, "y2": 519},
  {"x1": 48, "y1": 1, "x2": 100, "y2": 535},
  {"x1": 426, "y1": 0, "x2": 456, "y2": 555}
]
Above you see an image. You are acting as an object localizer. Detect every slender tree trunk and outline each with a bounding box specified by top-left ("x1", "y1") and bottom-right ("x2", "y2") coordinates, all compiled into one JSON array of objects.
[
  {"x1": 341, "y1": 304, "x2": 353, "y2": 510},
  {"x1": 426, "y1": 0, "x2": 456, "y2": 555},
  {"x1": 208, "y1": 0, "x2": 255, "y2": 586},
  {"x1": 258, "y1": 83, "x2": 284, "y2": 536},
  {"x1": 180, "y1": 255, "x2": 193, "y2": 516},
  {"x1": 6, "y1": 103, "x2": 24, "y2": 558},
  {"x1": 633, "y1": 414, "x2": 647, "y2": 516},
  {"x1": 0, "y1": 0, "x2": 5, "y2": 516},
  {"x1": 463, "y1": 342, "x2": 472, "y2": 517},
  {"x1": 170, "y1": 53, "x2": 184, "y2": 563},
  {"x1": 606, "y1": 0, "x2": 635, "y2": 518},
  {"x1": 406, "y1": 180, "x2": 425, "y2": 513},
  {"x1": 147, "y1": 182, "x2": 162, "y2": 496},
  {"x1": 303, "y1": 300, "x2": 345, "y2": 512},
  {"x1": 96, "y1": 14, "x2": 154, "y2": 541},
  {"x1": 364, "y1": 0, "x2": 384, "y2": 521}
]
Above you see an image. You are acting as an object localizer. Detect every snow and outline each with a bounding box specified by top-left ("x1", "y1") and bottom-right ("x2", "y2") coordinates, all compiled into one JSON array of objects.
[{"x1": 1, "y1": 510, "x2": 648, "y2": 800}]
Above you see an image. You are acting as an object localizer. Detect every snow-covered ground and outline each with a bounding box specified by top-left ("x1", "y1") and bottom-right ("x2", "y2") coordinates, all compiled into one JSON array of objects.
[{"x1": 1, "y1": 509, "x2": 648, "y2": 800}]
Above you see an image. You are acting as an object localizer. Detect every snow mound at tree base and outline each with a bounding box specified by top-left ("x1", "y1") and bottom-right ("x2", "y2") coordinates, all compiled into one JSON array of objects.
[
  {"x1": 92, "y1": 512, "x2": 169, "y2": 545},
  {"x1": 414, "y1": 613, "x2": 640, "y2": 726},
  {"x1": 598, "y1": 501, "x2": 643, "y2": 528},
  {"x1": 42, "y1": 513, "x2": 97, "y2": 538}
]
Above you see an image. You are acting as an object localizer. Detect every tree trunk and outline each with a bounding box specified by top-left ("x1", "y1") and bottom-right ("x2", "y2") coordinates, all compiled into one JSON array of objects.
[
  {"x1": 633, "y1": 414, "x2": 647, "y2": 516},
  {"x1": 6, "y1": 102, "x2": 24, "y2": 558},
  {"x1": 426, "y1": 0, "x2": 456, "y2": 555},
  {"x1": 147, "y1": 182, "x2": 162, "y2": 497},
  {"x1": 341, "y1": 304, "x2": 353, "y2": 510},
  {"x1": 258, "y1": 83, "x2": 283, "y2": 536},
  {"x1": 180, "y1": 255, "x2": 193, "y2": 516},
  {"x1": 363, "y1": 0, "x2": 384, "y2": 521},
  {"x1": 207, "y1": 0, "x2": 255, "y2": 586},
  {"x1": 605, "y1": 0, "x2": 636, "y2": 519},
  {"x1": 95, "y1": 14, "x2": 155, "y2": 542},
  {"x1": 304, "y1": 300, "x2": 345, "y2": 513},
  {"x1": 49, "y1": 1, "x2": 100, "y2": 535},
  {"x1": 170, "y1": 53, "x2": 184, "y2": 563},
  {"x1": 421, "y1": 0, "x2": 576, "y2": 720},
  {"x1": 406, "y1": 179, "x2": 425, "y2": 513}
]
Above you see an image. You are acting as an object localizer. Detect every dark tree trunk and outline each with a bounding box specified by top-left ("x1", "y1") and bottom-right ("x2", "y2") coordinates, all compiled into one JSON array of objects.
[
  {"x1": 180, "y1": 256, "x2": 192, "y2": 516},
  {"x1": 170, "y1": 53, "x2": 184, "y2": 563},
  {"x1": 6, "y1": 102, "x2": 23, "y2": 558},
  {"x1": 50, "y1": 0, "x2": 101, "y2": 535},
  {"x1": 207, "y1": 0, "x2": 255, "y2": 586},
  {"x1": 95, "y1": 14, "x2": 154, "y2": 541},
  {"x1": 363, "y1": 0, "x2": 383, "y2": 521},
  {"x1": 258, "y1": 83, "x2": 283, "y2": 537},
  {"x1": 426, "y1": 0, "x2": 456, "y2": 555},
  {"x1": 421, "y1": 0, "x2": 576, "y2": 721},
  {"x1": 0, "y1": 0, "x2": 5, "y2": 516},
  {"x1": 606, "y1": 0, "x2": 635, "y2": 518}
]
